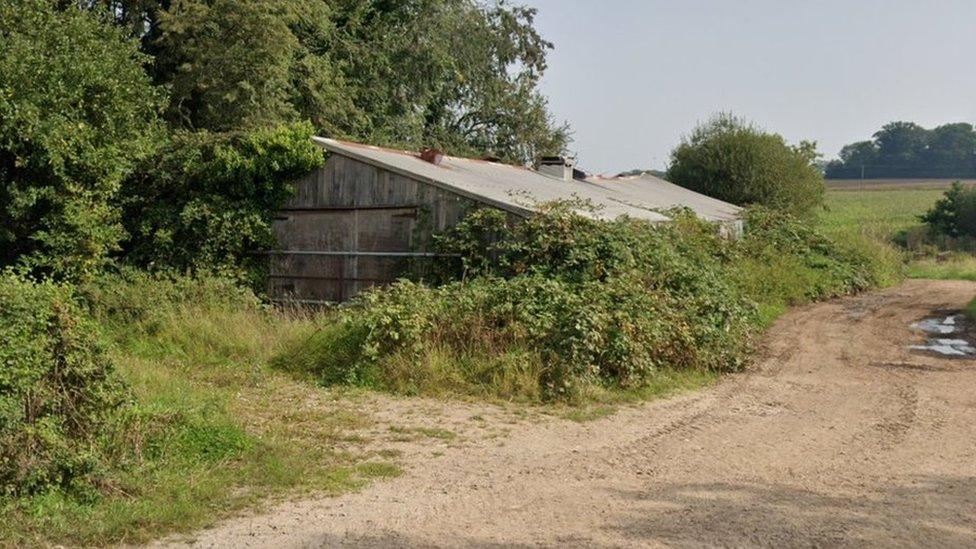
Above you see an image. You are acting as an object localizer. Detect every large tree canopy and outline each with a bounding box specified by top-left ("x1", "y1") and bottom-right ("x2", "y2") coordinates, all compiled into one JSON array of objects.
[
  {"x1": 325, "y1": 0, "x2": 567, "y2": 162},
  {"x1": 154, "y1": 0, "x2": 301, "y2": 131},
  {"x1": 0, "y1": 0, "x2": 162, "y2": 280},
  {"x1": 86, "y1": 0, "x2": 569, "y2": 164},
  {"x1": 826, "y1": 121, "x2": 976, "y2": 179},
  {"x1": 667, "y1": 114, "x2": 825, "y2": 217},
  {"x1": 140, "y1": 0, "x2": 568, "y2": 273},
  {"x1": 3, "y1": 0, "x2": 567, "y2": 280}
]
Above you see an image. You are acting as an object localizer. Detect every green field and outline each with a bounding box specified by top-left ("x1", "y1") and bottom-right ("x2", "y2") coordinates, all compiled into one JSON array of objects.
[
  {"x1": 820, "y1": 188, "x2": 943, "y2": 240},
  {"x1": 820, "y1": 187, "x2": 976, "y2": 281}
]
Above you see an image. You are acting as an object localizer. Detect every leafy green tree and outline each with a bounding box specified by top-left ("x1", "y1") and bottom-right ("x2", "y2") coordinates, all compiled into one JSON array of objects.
[
  {"x1": 920, "y1": 182, "x2": 976, "y2": 238},
  {"x1": 85, "y1": 0, "x2": 568, "y2": 162},
  {"x1": 327, "y1": 0, "x2": 567, "y2": 162},
  {"x1": 0, "y1": 0, "x2": 162, "y2": 280},
  {"x1": 824, "y1": 140, "x2": 878, "y2": 178},
  {"x1": 667, "y1": 114, "x2": 825, "y2": 217},
  {"x1": 153, "y1": 0, "x2": 300, "y2": 130},
  {"x1": 872, "y1": 121, "x2": 929, "y2": 176},
  {"x1": 827, "y1": 121, "x2": 976, "y2": 179},
  {"x1": 925, "y1": 123, "x2": 976, "y2": 178},
  {"x1": 286, "y1": 0, "x2": 363, "y2": 138},
  {"x1": 119, "y1": 122, "x2": 324, "y2": 282}
]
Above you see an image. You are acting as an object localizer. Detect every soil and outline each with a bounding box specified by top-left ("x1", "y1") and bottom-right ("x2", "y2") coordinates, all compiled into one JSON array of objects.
[{"x1": 155, "y1": 279, "x2": 976, "y2": 548}]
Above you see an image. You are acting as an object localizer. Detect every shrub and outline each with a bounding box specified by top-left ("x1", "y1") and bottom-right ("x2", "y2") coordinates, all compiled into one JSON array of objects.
[
  {"x1": 0, "y1": 0, "x2": 162, "y2": 280},
  {"x1": 667, "y1": 113, "x2": 825, "y2": 217},
  {"x1": 0, "y1": 272, "x2": 129, "y2": 496},
  {"x1": 388, "y1": 208, "x2": 754, "y2": 397},
  {"x1": 276, "y1": 203, "x2": 896, "y2": 402},
  {"x1": 920, "y1": 182, "x2": 976, "y2": 239},
  {"x1": 731, "y1": 208, "x2": 898, "y2": 324},
  {"x1": 276, "y1": 204, "x2": 900, "y2": 400},
  {"x1": 3, "y1": 269, "x2": 375, "y2": 545},
  {"x1": 118, "y1": 122, "x2": 324, "y2": 285},
  {"x1": 737, "y1": 207, "x2": 886, "y2": 294}
]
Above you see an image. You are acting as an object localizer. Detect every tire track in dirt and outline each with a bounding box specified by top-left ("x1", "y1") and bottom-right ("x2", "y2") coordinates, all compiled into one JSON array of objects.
[{"x1": 153, "y1": 280, "x2": 976, "y2": 548}]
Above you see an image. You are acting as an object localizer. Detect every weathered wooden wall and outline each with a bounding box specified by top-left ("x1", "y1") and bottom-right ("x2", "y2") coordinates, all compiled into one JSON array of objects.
[{"x1": 269, "y1": 154, "x2": 482, "y2": 303}]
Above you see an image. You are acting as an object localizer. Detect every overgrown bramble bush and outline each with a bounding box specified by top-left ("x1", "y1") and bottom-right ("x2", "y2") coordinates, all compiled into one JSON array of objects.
[
  {"x1": 276, "y1": 203, "x2": 895, "y2": 402},
  {"x1": 733, "y1": 207, "x2": 886, "y2": 300},
  {"x1": 0, "y1": 272, "x2": 129, "y2": 497}
]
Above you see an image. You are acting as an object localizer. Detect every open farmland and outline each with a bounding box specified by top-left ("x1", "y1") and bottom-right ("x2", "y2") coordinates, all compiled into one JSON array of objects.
[
  {"x1": 821, "y1": 185, "x2": 976, "y2": 281},
  {"x1": 819, "y1": 187, "x2": 943, "y2": 239},
  {"x1": 826, "y1": 178, "x2": 976, "y2": 191}
]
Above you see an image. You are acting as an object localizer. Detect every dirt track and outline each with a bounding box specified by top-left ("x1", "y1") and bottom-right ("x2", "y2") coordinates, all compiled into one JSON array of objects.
[{"x1": 160, "y1": 280, "x2": 976, "y2": 548}]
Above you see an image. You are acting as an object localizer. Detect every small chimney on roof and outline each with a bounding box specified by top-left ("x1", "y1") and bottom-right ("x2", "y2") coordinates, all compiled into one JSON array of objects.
[
  {"x1": 420, "y1": 148, "x2": 444, "y2": 165},
  {"x1": 539, "y1": 155, "x2": 577, "y2": 181}
]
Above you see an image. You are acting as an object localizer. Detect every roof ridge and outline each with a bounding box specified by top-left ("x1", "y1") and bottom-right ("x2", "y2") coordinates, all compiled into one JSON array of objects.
[{"x1": 317, "y1": 137, "x2": 534, "y2": 171}]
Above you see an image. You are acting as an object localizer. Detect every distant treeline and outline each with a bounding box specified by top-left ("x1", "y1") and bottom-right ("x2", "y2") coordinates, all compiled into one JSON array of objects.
[
  {"x1": 615, "y1": 168, "x2": 668, "y2": 179},
  {"x1": 826, "y1": 122, "x2": 976, "y2": 179}
]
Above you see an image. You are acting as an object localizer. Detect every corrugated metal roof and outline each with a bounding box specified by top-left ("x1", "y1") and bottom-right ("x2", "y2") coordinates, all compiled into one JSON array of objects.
[
  {"x1": 585, "y1": 175, "x2": 741, "y2": 222},
  {"x1": 314, "y1": 138, "x2": 739, "y2": 223}
]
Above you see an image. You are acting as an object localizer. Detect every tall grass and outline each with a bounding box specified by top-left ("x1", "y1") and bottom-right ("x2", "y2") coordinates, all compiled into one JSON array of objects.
[
  {"x1": 820, "y1": 188, "x2": 976, "y2": 281},
  {"x1": 0, "y1": 270, "x2": 392, "y2": 547},
  {"x1": 906, "y1": 255, "x2": 976, "y2": 281},
  {"x1": 819, "y1": 188, "x2": 944, "y2": 241}
]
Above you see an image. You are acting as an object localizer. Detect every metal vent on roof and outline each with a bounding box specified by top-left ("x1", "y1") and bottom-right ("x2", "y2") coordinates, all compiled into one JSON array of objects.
[{"x1": 538, "y1": 155, "x2": 576, "y2": 181}]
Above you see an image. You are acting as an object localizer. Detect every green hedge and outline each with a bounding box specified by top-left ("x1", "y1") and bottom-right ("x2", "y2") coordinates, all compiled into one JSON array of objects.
[{"x1": 119, "y1": 122, "x2": 324, "y2": 285}]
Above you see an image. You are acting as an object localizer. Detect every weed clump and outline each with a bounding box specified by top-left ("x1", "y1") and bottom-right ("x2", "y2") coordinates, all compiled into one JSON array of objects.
[
  {"x1": 0, "y1": 272, "x2": 129, "y2": 497},
  {"x1": 2, "y1": 270, "x2": 377, "y2": 546},
  {"x1": 278, "y1": 204, "x2": 894, "y2": 402}
]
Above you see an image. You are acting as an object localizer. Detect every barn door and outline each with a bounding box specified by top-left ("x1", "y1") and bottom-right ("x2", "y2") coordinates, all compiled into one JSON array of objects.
[{"x1": 269, "y1": 206, "x2": 418, "y2": 303}]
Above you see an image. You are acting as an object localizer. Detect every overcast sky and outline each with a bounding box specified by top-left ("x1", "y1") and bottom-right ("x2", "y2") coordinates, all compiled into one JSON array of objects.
[{"x1": 525, "y1": 0, "x2": 976, "y2": 174}]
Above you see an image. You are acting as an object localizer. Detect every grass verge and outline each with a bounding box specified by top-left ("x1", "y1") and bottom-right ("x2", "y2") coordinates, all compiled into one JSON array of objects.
[
  {"x1": 905, "y1": 255, "x2": 976, "y2": 281},
  {"x1": 820, "y1": 187, "x2": 976, "y2": 281},
  {"x1": 0, "y1": 272, "x2": 393, "y2": 547}
]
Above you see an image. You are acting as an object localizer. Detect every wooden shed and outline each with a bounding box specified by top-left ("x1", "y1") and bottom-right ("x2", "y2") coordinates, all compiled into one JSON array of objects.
[{"x1": 268, "y1": 138, "x2": 742, "y2": 303}]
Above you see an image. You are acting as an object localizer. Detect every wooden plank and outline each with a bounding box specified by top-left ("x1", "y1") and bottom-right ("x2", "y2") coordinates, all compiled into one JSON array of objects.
[
  {"x1": 279, "y1": 205, "x2": 421, "y2": 212},
  {"x1": 274, "y1": 154, "x2": 489, "y2": 301}
]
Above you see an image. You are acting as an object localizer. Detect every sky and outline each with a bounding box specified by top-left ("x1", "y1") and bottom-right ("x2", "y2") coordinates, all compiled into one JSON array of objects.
[{"x1": 524, "y1": 0, "x2": 976, "y2": 174}]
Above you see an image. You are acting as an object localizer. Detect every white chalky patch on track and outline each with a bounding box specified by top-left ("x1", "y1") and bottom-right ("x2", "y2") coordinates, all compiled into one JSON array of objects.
[
  {"x1": 910, "y1": 318, "x2": 957, "y2": 335},
  {"x1": 909, "y1": 316, "x2": 974, "y2": 356}
]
